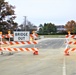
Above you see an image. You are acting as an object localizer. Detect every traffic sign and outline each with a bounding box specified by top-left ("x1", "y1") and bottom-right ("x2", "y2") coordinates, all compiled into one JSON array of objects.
[
  {"x1": 0, "y1": 32, "x2": 2, "y2": 35},
  {"x1": 0, "y1": 32, "x2": 2, "y2": 38},
  {"x1": 14, "y1": 31, "x2": 30, "y2": 41}
]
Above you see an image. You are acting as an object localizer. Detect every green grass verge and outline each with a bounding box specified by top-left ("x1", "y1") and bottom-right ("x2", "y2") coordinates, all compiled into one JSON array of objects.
[{"x1": 39, "y1": 35, "x2": 65, "y2": 38}]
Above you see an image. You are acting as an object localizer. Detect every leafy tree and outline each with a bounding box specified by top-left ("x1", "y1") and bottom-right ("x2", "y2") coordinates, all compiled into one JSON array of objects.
[
  {"x1": 38, "y1": 28, "x2": 43, "y2": 34},
  {"x1": 65, "y1": 20, "x2": 76, "y2": 33},
  {"x1": 22, "y1": 18, "x2": 37, "y2": 33},
  {"x1": 39, "y1": 24, "x2": 43, "y2": 28},
  {"x1": 72, "y1": 25, "x2": 76, "y2": 34},
  {"x1": 43, "y1": 23, "x2": 48, "y2": 34},
  {"x1": 0, "y1": 0, "x2": 18, "y2": 34},
  {"x1": 38, "y1": 24, "x2": 43, "y2": 34},
  {"x1": 46, "y1": 23, "x2": 57, "y2": 34},
  {"x1": 38, "y1": 22, "x2": 57, "y2": 34}
]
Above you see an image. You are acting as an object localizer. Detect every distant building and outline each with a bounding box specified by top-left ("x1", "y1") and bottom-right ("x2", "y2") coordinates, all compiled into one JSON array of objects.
[
  {"x1": 56, "y1": 25, "x2": 66, "y2": 33},
  {"x1": 18, "y1": 24, "x2": 37, "y2": 33}
]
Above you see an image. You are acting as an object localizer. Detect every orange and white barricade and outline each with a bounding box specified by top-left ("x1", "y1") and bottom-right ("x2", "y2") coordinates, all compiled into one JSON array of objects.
[
  {"x1": 0, "y1": 32, "x2": 3, "y2": 55},
  {"x1": 0, "y1": 31, "x2": 39, "y2": 55},
  {"x1": 0, "y1": 48, "x2": 38, "y2": 52},
  {"x1": 1, "y1": 33, "x2": 38, "y2": 40},
  {"x1": 64, "y1": 33, "x2": 76, "y2": 55},
  {"x1": 0, "y1": 41, "x2": 38, "y2": 45}
]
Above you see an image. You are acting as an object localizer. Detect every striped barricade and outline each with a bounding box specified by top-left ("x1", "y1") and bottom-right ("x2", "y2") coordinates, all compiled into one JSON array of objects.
[
  {"x1": 0, "y1": 41, "x2": 38, "y2": 45},
  {"x1": 1, "y1": 33, "x2": 38, "y2": 39},
  {"x1": 30, "y1": 33, "x2": 38, "y2": 39},
  {"x1": 64, "y1": 34, "x2": 76, "y2": 55},
  {"x1": 0, "y1": 41, "x2": 39, "y2": 55},
  {"x1": 0, "y1": 48, "x2": 38, "y2": 52},
  {"x1": 0, "y1": 48, "x2": 39, "y2": 55},
  {"x1": 66, "y1": 41, "x2": 76, "y2": 45},
  {"x1": 0, "y1": 32, "x2": 39, "y2": 55},
  {"x1": 65, "y1": 35, "x2": 76, "y2": 39}
]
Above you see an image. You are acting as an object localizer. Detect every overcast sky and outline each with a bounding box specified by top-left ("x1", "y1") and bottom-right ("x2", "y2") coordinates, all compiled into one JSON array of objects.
[{"x1": 5, "y1": 0, "x2": 76, "y2": 26}]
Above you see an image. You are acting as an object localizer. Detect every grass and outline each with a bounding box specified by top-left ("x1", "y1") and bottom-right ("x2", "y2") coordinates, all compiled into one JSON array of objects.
[{"x1": 39, "y1": 35, "x2": 65, "y2": 38}]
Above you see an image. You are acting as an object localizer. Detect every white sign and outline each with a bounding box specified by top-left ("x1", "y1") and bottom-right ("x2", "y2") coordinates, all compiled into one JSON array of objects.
[{"x1": 14, "y1": 31, "x2": 30, "y2": 41}]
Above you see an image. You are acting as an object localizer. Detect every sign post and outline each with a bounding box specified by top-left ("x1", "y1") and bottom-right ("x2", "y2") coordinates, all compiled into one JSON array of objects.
[
  {"x1": 8, "y1": 30, "x2": 11, "y2": 42},
  {"x1": 8, "y1": 30, "x2": 12, "y2": 55},
  {"x1": 0, "y1": 32, "x2": 3, "y2": 55}
]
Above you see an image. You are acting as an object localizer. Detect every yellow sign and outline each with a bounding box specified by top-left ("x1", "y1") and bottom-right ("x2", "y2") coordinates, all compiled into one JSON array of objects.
[{"x1": 0, "y1": 32, "x2": 2, "y2": 35}]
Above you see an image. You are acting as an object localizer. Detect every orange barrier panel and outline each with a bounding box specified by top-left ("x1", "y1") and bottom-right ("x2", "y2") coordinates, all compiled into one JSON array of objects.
[
  {"x1": 0, "y1": 41, "x2": 38, "y2": 45},
  {"x1": 66, "y1": 41, "x2": 76, "y2": 44},
  {"x1": 1, "y1": 34, "x2": 38, "y2": 39},
  {"x1": 65, "y1": 35, "x2": 76, "y2": 38},
  {"x1": 0, "y1": 48, "x2": 38, "y2": 52}
]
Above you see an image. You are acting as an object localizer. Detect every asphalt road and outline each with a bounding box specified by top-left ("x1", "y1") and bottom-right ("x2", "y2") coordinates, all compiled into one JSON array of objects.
[
  {"x1": 0, "y1": 38, "x2": 76, "y2": 75},
  {"x1": 17, "y1": 38, "x2": 65, "y2": 49}
]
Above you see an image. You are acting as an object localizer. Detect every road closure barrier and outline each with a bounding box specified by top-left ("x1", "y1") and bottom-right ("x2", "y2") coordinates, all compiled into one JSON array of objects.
[
  {"x1": 64, "y1": 32, "x2": 76, "y2": 56},
  {"x1": 0, "y1": 48, "x2": 38, "y2": 52},
  {"x1": 0, "y1": 31, "x2": 39, "y2": 55},
  {"x1": 0, "y1": 33, "x2": 38, "y2": 40},
  {"x1": 0, "y1": 41, "x2": 38, "y2": 45}
]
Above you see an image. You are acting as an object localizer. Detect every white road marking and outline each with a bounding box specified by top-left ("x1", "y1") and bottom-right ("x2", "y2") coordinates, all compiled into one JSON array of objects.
[{"x1": 63, "y1": 56, "x2": 66, "y2": 75}]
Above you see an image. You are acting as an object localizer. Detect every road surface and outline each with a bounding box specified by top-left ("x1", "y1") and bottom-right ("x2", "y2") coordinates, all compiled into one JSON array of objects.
[{"x1": 0, "y1": 38, "x2": 76, "y2": 75}]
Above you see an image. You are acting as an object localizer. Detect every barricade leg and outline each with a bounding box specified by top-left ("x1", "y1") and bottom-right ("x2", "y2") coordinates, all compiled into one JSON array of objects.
[
  {"x1": 64, "y1": 48, "x2": 70, "y2": 56},
  {"x1": 0, "y1": 48, "x2": 3, "y2": 55},
  {"x1": 8, "y1": 52, "x2": 13, "y2": 55},
  {"x1": 1, "y1": 52, "x2": 3, "y2": 55},
  {"x1": 33, "y1": 51, "x2": 38, "y2": 55}
]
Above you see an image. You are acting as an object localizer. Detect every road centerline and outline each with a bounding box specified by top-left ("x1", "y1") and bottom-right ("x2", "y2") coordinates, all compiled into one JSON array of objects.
[{"x1": 63, "y1": 56, "x2": 67, "y2": 75}]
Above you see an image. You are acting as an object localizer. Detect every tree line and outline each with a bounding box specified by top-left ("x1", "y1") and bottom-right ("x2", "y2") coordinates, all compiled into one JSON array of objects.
[{"x1": 38, "y1": 20, "x2": 76, "y2": 35}]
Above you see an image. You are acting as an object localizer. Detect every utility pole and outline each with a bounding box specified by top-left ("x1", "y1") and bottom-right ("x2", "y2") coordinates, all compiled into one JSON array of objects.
[{"x1": 23, "y1": 16, "x2": 27, "y2": 31}]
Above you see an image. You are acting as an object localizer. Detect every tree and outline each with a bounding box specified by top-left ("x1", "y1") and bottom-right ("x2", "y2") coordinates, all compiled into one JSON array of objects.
[
  {"x1": 38, "y1": 28, "x2": 43, "y2": 34},
  {"x1": 72, "y1": 25, "x2": 76, "y2": 34},
  {"x1": 23, "y1": 18, "x2": 37, "y2": 33},
  {"x1": 38, "y1": 24, "x2": 43, "y2": 34},
  {"x1": 38, "y1": 22, "x2": 57, "y2": 34},
  {"x1": 0, "y1": 0, "x2": 18, "y2": 34},
  {"x1": 46, "y1": 23, "x2": 57, "y2": 34},
  {"x1": 43, "y1": 23, "x2": 48, "y2": 34},
  {"x1": 65, "y1": 20, "x2": 76, "y2": 33},
  {"x1": 39, "y1": 24, "x2": 43, "y2": 28}
]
